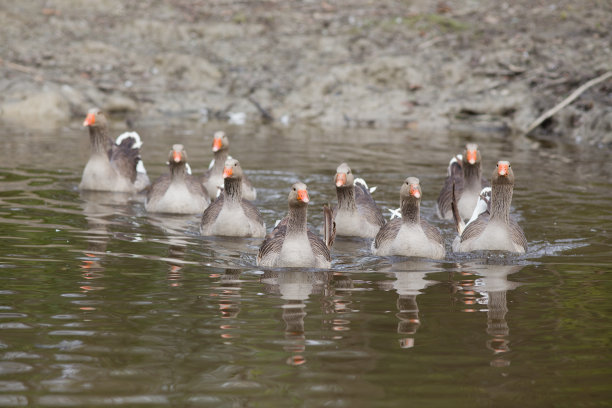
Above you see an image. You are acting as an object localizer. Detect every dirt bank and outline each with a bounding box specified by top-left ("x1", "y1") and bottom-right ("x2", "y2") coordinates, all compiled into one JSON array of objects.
[{"x1": 1, "y1": 0, "x2": 610, "y2": 145}]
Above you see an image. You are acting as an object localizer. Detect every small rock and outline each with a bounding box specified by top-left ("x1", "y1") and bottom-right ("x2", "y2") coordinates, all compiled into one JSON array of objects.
[
  {"x1": 103, "y1": 93, "x2": 138, "y2": 114},
  {"x1": 0, "y1": 87, "x2": 71, "y2": 130}
]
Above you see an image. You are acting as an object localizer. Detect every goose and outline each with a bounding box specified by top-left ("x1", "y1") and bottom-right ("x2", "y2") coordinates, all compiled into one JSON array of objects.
[
  {"x1": 80, "y1": 108, "x2": 150, "y2": 192},
  {"x1": 200, "y1": 158, "x2": 265, "y2": 237},
  {"x1": 372, "y1": 177, "x2": 445, "y2": 259},
  {"x1": 333, "y1": 162, "x2": 385, "y2": 238},
  {"x1": 437, "y1": 143, "x2": 489, "y2": 221},
  {"x1": 452, "y1": 161, "x2": 527, "y2": 253},
  {"x1": 257, "y1": 182, "x2": 334, "y2": 268},
  {"x1": 201, "y1": 131, "x2": 257, "y2": 200},
  {"x1": 145, "y1": 144, "x2": 210, "y2": 214}
]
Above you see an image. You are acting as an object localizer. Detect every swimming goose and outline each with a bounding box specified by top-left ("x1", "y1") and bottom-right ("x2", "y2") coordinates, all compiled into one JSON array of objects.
[
  {"x1": 80, "y1": 108, "x2": 150, "y2": 192},
  {"x1": 257, "y1": 182, "x2": 334, "y2": 268},
  {"x1": 200, "y1": 158, "x2": 265, "y2": 237},
  {"x1": 333, "y1": 163, "x2": 385, "y2": 238},
  {"x1": 452, "y1": 161, "x2": 527, "y2": 253},
  {"x1": 372, "y1": 177, "x2": 445, "y2": 259},
  {"x1": 437, "y1": 143, "x2": 489, "y2": 221},
  {"x1": 201, "y1": 131, "x2": 257, "y2": 200},
  {"x1": 145, "y1": 144, "x2": 210, "y2": 214}
]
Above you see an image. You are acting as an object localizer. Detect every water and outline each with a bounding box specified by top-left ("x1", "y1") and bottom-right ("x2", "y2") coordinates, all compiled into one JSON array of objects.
[{"x1": 0, "y1": 121, "x2": 610, "y2": 407}]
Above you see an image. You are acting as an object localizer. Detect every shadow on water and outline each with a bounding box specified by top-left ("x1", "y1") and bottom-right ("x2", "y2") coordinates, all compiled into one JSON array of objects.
[{"x1": 0, "y1": 123, "x2": 610, "y2": 406}]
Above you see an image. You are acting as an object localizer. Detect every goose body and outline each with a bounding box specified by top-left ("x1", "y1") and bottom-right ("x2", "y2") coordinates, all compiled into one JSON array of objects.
[
  {"x1": 201, "y1": 131, "x2": 257, "y2": 200},
  {"x1": 372, "y1": 177, "x2": 445, "y2": 259},
  {"x1": 145, "y1": 144, "x2": 210, "y2": 214},
  {"x1": 200, "y1": 158, "x2": 265, "y2": 237},
  {"x1": 79, "y1": 108, "x2": 150, "y2": 193},
  {"x1": 437, "y1": 144, "x2": 488, "y2": 221},
  {"x1": 257, "y1": 182, "x2": 333, "y2": 268},
  {"x1": 333, "y1": 163, "x2": 385, "y2": 238},
  {"x1": 453, "y1": 161, "x2": 527, "y2": 254}
]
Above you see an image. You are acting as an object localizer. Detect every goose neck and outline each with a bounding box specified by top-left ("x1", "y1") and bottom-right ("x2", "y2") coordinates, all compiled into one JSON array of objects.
[
  {"x1": 490, "y1": 183, "x2": 513, "y2": 224},
  {"x1": 287, "y1": 204, "x2": 308, "y2": 236},
  {"x1": 170, "y1": 162, "x2": 187, "y2": 180},
  {"x1": 213, "y1": 150, "x2": 228, "y2": 172},
  {"x1": 89, "y1": 126, "x2": 109, "y2": 154},
  {"x1": 336, "y1": 185, "x2": 357, "y2": 210},
  {"x1": 463, "y1": 163, "x2": 482, "y2": 189},
  {"x1": 223, "y1": 177, "x2": 242, "y2": 203},
  {"x1": 401, "y1": 198, "x2": 420, "y2": 224}
]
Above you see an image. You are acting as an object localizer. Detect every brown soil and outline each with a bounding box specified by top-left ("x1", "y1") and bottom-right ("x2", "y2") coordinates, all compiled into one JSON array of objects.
[{"x1": 1, "y1": 0, "x2": 610, "y2": 145}]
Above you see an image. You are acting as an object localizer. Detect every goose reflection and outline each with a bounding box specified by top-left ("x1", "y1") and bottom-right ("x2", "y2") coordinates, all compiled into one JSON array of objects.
[
  {"x1": 261, "y1": 270, "x2": 331, "y2": 366},
  {"x1": 147, "y1": 213, "x2": 200, "y2": 287},
  {"x1": 78, "y1": 190, "x2": 134, "y2": 295},
  {"x1": 379, "y1": 260, "x2": 442, "y2": 348},
  {"x1": 210, "y1": 268, "x2": 244, "y2": 342},
  {"x1": 458, "y1": 262, "x2": 523, "y2": 366}
]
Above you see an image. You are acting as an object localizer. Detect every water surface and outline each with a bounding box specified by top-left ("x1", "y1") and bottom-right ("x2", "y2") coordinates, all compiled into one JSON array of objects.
[{"x1": 0, "y1": 122, "x2": 610, "y2": 407}]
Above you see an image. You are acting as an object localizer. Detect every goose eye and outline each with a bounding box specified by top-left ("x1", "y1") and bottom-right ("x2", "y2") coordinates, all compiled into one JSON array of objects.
[{"x1": 347, "y1": 170, "x2": 351, "y2": 174}]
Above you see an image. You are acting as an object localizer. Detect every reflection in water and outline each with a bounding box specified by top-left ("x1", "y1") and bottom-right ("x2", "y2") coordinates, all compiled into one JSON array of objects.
[
  {"x1": 219, "y1": 269, "x2": 243, "y2": 319},
  {"x1": 78, "y1": 191, "x2": 132, "y2": 298},
  {"x1": 329, "y1": 272, "x2": 355, "y2": 331},
  {"x1": 458, "y1": 262, "x2": 523, "y2": 367},
  {"x1": 2, "y1": 125, "x2": 610, "y2": 406},
  {"x1": 166, "y1": 245, "x2": 186, "y2": 287},
  {"x1": 261, "y1": 270, "x2": 331, "y2": 366},
  {"x1": 380, "y1": 260, "x2": 442, "y2": 348},
  {"x1": 147, "y1": 213, "x2": 200, "y2": 287}
]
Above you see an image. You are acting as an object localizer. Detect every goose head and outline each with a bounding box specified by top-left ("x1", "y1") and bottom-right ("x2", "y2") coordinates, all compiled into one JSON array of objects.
[
  {"x1": 169, "y1": 144, "x2": 188, "y2": 165},
  {"x1": 334, "y1": 162, "x2": 355, "y2": 188},
  {"x1": 401, "y1": 177, "x2": 422, "y2": 201},
  {"x1": 493, "y1": 160, "x2": 514, "y2": 186},
  {"x1": 289, "y1": 182, "x2": 309, "y2": 208},
  {"x1": 223, "y1": 158, "x2": 244, "y2": 181},
  {"x1": 211, "y1": 130, "x2": 230, "y2": 153},
  {"x1": 82, "y1": 108, "x2": 108, "y2": 130},
  {"x1": 463, "y1": 143, "x2": 482, "y2": 166}
]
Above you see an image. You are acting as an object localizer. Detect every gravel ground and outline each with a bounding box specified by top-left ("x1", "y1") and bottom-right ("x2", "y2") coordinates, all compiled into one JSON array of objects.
[{"x1": 1, "y1": 0, "x2": 610, "y2": 145}]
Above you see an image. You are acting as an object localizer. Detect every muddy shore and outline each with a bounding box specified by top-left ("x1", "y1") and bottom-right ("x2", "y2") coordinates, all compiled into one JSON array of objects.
[{"x1": 1, "y1": 0, "x2": 610, "y2": 145}]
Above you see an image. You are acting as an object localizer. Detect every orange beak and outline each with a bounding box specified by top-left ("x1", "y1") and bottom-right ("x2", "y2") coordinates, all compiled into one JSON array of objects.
[
  {"x1": 466, "y1": 149, "x2": 477, "y2": 165},
  {"x1": 212, "y1": 137, "x2": 223, "y2": 152},
  {"x1": 172, "y1": 150, "x2": 182, "y2": 163},
  {"x1": 335, "y1": 173, "x2": 346, "y2": 187},
  {"x1": 297, "y1": 189, "x2": 309, "y2": 203},
  {"x1": 498, "y1": 162, "x2": 509, "y2": 176},
  {"x1": 410, "y1": 184, "x2": 421, "y2": 198},
  {"x1": 223, "y1": 166, "x2": 233, "y2": 178},
  {"x1": 83, "y1": 112, "x2": 96, "y2": 126}
]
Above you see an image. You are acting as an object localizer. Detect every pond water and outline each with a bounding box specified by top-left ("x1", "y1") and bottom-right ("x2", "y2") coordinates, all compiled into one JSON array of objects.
[{"x1": 0, "y1": 121, "x2": 610, "y2": 407}]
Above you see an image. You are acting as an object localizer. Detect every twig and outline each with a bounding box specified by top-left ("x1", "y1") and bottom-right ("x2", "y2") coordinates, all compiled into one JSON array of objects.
[
  {"x1": 0, "y1": 58, "x2": 43, "y2": 81},
  {"x1": 247, "y1": 96, "x2": 274, "y2": 122},
  {"x1": 525, "y1": 71, "x2": 612, "y2": 135},
  {"x1": 0, "y1": 58, "x2": 37, "y2": 74}
]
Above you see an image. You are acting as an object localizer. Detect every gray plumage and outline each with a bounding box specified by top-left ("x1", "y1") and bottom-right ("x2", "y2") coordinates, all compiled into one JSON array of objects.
[
  {"x1": 437, "y1": 143, "x2": 489, "y2": 221},
  {"x1": 332, "y1": 163, "x2": 385, "y2": 238},
  {"x1": 453, "y1": 161, "x2": 527, "y2": 254},
  {"x1": 373, "y1": 177, "x2": 445, "y2": 259},
  {"x1": 201, "y1": 131, "x2": 257, "y2": 201},
  {"x1": 200, "y1": 158, "x2": 265, "y2": 237},
  {"x1": 257, "y1": 182, "x2": 332, "y2": 268},
  {"x1": 79, "y1": 108, "x2": 150, "y2": 193},
  {"x1": 145, "y1": 144, "x2": 210, "y2": 214}
]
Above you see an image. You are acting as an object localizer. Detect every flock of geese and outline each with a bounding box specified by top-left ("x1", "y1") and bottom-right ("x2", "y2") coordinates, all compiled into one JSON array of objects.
[{"x1": 80, "y1": 108, "x2": 528, "y2": 269}]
